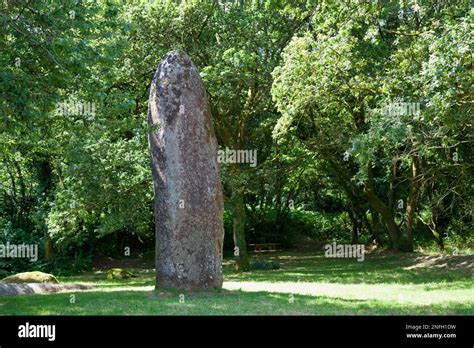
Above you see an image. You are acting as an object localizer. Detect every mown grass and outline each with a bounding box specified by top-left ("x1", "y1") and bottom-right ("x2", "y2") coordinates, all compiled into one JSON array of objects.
[{"x1": 0, "y1": 251, "x2": 472, "y2": 315}]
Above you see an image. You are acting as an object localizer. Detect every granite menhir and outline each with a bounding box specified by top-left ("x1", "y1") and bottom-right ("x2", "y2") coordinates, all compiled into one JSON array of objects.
[{"x1": 148, "y1": 50, "x2": 224, "y2": 290}]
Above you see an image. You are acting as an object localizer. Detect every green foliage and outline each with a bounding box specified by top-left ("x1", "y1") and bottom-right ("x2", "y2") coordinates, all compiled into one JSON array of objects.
[
  {"x1": 0, "y1": 224, "x2": 46, "y2": 276},
  {"x1": 285, "y1": 210, "x2": 351, "y2": 242},
  {"x1": 272, "y1": 0, "x2": 473, "y2": 250},
  {"x1": 0, "y1": 0, "x2": 471, "y2": 273}
]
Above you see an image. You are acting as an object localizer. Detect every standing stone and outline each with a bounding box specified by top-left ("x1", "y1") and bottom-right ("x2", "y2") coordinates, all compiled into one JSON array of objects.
[{"x1": 148, "y1": 50, "x2": 224, "y2": 290}]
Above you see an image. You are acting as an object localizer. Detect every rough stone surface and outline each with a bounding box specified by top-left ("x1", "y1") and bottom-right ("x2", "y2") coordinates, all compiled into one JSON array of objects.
[
  {"x1": 1, "y1": 271, "x2": 59, "y2": 284},
  {"x1": 148, "y1": 50, "x2": 224, "y2": 290},
  {"x1": 0, "y1": 283, "x2": 94, "y2": 296}
]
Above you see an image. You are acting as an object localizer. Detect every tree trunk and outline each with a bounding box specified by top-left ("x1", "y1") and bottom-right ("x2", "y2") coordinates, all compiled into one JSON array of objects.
[
  {"x1": 429, "y1": 221, "x2": 444, "y2": 249},
  {"x1": 364, "y1": 163, "x2": 402, "y2": 250},
  {"x1": 44, "y1": 237, "x2": 53, "y2": 262},
  {"x1": 418, "y1": 212, "x2": 444, "y2": 249},
  {"x1": 369, "y1": 208, "x2": 384, "y2": 246},
  {"x1": 232, "y1": 190, "x2": 249, "y2": 272},
  {"x1": 388, "y1": 158, "x2": 397, "y2": 214},
  {"x1": 405, "y1": 154, "x2": 421, "y2": 252},
  {"x1": 348, "y1": 209, "x2": 359, "y2": 244},
  {"x1": 37, "y1": 158, "x2": 54, "y2": 262}
]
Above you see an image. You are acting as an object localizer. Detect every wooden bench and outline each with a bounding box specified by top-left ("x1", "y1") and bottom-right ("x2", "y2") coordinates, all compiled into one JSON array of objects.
[{"x1": 249, "y1": 243, "x2": 281, "y2": 253}]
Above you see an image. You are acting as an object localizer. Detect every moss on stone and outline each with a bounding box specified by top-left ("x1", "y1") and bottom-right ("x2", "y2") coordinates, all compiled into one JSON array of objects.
[
  {"x1": 1, "y1": 271, "x2": 59, "y2": 284},
  {"x1": 106, "y1": 268, "x2": 136, "y2": 280}
]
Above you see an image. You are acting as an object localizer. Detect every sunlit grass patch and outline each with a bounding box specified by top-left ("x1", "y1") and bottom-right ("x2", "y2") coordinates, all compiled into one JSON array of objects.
[{"x1": 1, "y1": 251, "x2": 472, "y2": 315}]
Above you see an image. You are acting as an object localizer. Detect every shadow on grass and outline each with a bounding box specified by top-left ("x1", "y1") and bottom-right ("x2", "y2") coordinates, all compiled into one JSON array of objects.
[
  {"x1": 223, "y1": 252, "x2": 474, "y2": 286},
  {"x1": 56, "y1": 251, "x2": 473, "y2": 289},
  {"x1": 0, "y1": 288, "x2": 472, "y2": 316},
  {"x1": 3, "y1": 250, "x2": 466, "y2": 316}
]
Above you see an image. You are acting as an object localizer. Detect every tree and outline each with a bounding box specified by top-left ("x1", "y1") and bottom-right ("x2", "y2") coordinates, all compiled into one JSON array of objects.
[{"x1": 272, "y1": 0, "x2": 472, "y2": 250}]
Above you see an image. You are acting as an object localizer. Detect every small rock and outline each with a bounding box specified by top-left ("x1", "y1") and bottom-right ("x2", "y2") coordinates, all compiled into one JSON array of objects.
[
  {"x1": 106, "y1": 268, "x2": 136, "y2": 280},
  {"x1": 1, "y1": 271, "x2": 59, "y2": 284}
]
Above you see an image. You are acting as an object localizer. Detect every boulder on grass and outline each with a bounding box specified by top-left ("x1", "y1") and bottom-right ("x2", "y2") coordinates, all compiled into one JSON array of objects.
[
  {"x1": 0, "y1": 283, "x2": 95, "y2": 296},
  {"x1": 1, "y1": 271, "x2": 59, "y2": 284},
  {"x1": 106, "y1": 268, "x2": 136, "y2": 280}
]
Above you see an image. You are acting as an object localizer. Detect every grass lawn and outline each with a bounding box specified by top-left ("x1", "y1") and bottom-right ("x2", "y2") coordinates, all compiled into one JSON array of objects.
[{"x1": 1, "y1": 251, "x2": 473, "y2": 315}]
